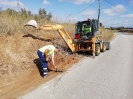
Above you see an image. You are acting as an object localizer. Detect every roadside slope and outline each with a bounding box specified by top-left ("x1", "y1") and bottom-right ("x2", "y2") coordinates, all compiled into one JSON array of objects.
[{"x1": 0, "y1": 33, "x2": 83, "y2": 99}]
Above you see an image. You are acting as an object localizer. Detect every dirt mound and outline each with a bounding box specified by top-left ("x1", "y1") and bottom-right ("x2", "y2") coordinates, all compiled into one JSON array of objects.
[{"x1": 0, "y1": 33, "x2": 83, "y2": 99}]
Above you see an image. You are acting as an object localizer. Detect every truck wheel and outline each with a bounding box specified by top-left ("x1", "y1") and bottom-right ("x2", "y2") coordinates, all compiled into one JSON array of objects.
[
  {"x1": 95, "y1": 43, "x2": 100, "y2": 56},
  {"x1": 105, "y1": 42, "x2": 110, "y2": 50},
  {"x1": 101, "y1": 43, "x2": 106, "y2": 52}
]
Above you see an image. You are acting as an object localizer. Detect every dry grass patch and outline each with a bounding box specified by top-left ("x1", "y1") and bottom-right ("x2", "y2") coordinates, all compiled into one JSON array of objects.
[{"x1": 100, "y1": 26, "x2": 115, "y2": 41}]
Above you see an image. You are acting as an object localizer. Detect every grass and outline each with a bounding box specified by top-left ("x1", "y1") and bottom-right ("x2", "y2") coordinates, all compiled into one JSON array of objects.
[{"x1": 99, "y1": 26, "x2": 115, "y2": 41}]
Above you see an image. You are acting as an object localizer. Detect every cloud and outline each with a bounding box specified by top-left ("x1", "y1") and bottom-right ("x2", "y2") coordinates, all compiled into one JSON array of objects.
[
  {"x1": 103, "y1": 9, "x2": 117, "y2": 16},
  {"x1": 43, "y1": 0, "x2": 50, "y2": 5},
  {"x1": 103, "y1": 4, "x2": 126, "y2": 16},
  {"x1": 0, "y1": 0, "x2": 25, "y2": 8},
  {"x1": 58, "y1": 0, "x2": 95, "y2": 5},
  {"x1": 121, "y1": 14, "x2": 133, "y2": 18},
  {"x1": 81, "y1": 9, "x2": 96, "y2": 19},
  {"x1": 101, "y1": 18, "x2": 133, "y2": 27}
]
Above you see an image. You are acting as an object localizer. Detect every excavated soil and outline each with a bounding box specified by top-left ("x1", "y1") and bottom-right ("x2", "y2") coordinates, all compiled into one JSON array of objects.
[{"x1": 0, "y1": 33, "x2": 84, "y2": 99}]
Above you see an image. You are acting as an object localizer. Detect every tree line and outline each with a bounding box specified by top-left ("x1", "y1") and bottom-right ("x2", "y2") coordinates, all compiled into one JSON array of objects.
[
  {"x1": 106, "y1": 27, "x2": 133, "y2": 30},
  {"x1": 0, "y1": 8, "x2": 53, "y2": 35},
  {"x1": 1, "y1": 8, "x2": 52, "y2": 22}
]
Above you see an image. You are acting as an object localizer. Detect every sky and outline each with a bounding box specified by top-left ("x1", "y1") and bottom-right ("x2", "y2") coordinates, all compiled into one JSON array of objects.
[{"x1": 0, "y1": 0, "x2": 133, "y2": 27}]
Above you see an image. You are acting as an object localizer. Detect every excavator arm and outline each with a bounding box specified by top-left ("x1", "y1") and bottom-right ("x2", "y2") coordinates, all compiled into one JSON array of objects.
[{"x1": 25, "y1": 20, "x2": 75, "y2": 52}]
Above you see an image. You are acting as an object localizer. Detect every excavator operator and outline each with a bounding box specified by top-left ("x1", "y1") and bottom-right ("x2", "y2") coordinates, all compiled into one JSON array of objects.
[{"x1": 83, "y1": 24, "x2": 92, "y2": 39}]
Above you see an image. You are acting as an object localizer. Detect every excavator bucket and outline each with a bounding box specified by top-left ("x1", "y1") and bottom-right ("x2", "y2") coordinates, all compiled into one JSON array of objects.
[
  {"x1": 24, "y1": 20, "x2": 64, "y2": 30},
  {"x1": 25, "y1": 20, "x2": 38, "y2": 28}
]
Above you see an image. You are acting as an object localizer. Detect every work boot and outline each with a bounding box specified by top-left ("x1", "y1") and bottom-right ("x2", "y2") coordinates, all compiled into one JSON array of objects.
[
  {"x1": 42, "y1": 72, "x2": 48, "y2": 78},
  {"x1": 42, "y1": 74, "x2": 47, "y2": 78}
]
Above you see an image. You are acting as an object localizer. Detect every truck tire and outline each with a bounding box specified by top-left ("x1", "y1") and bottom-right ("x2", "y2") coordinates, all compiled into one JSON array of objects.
[
  {"x1": 105, "y1": 42, "x2": 110, "y2": 50},
  {"x1": 95, "y1": 43, "x2": 100, "y2": 56},
  {"x1": 101, "y1": 43, "x2": 106, "y2": 52}
]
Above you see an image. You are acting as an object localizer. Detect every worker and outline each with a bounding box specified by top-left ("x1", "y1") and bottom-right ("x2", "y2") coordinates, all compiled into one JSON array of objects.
[
  {"x1": 84, "y1": 25, "x2": 92, "y2": 39},
  {"x1": 37, "y1": 45, "x2": 60, "y2": 77}
]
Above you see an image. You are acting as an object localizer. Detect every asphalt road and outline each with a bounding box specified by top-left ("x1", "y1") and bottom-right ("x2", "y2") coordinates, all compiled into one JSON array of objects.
[{"x1": 19, "y1": 32, "x2": 133, "y2": 99}]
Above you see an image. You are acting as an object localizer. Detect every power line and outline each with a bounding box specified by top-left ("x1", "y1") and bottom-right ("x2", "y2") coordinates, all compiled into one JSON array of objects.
[
  {"x1": 104, "y1": 0, "x2": 131, "y2": 29},
  {"x1": 105, "y1": 0, "x2": 128, "y2": 14},
  {"x1": 70, "y1": 0, "x2": 98, "y2": 16},
  {"x1": 104, "y1": 0, "x2": 132, "y2": 27}
]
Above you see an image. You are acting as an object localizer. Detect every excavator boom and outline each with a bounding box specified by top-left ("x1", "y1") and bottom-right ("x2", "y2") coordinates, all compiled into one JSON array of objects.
[{"x1": 25, "y1": 20, "x2": 75, "y2": 52}]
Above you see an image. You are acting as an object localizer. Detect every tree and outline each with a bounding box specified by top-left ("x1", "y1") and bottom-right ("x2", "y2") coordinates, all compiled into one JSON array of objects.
[
  {"x1": 6, "y1": 8, "x2": 17, "y2": 16},
  {"x1": 47, "y1": 12, "x2": 52, "y2": 21},
  {"x1": 39, "y1": 8, "x2": 46, "y2": 19}
]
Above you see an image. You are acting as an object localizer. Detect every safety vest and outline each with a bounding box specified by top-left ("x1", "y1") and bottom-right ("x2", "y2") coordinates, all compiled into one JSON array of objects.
[
  {"x1": 39, "y1": 45, "x2": 55, "y2": 55},
  {"x1": 84, "y1": 27, "x2": 91, "y2": 34}
]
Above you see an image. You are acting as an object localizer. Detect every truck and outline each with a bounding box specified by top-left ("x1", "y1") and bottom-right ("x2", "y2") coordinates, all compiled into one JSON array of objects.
[{"x1": 25, "y1": 18, "x2": 110, "y2": 56}]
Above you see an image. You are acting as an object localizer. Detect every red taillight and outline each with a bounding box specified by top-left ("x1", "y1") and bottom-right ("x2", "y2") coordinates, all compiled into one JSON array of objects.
[{"x1": 74, "y1": 34, "x2": 80, "y2": 39}]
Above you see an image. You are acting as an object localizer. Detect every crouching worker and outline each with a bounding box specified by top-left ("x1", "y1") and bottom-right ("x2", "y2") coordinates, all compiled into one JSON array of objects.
[{"x1": 37, "y1": 45, "x2": 60, "y2": 77}]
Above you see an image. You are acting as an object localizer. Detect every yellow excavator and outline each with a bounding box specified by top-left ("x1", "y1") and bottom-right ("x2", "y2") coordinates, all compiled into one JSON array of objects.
[{"x1": 25, "y1": 19, "x2": 110, "y2": 56}]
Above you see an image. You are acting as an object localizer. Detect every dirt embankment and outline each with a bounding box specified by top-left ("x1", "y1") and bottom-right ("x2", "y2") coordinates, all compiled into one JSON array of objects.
[{"x1": 0, "y1": 33, "x2": 83, "y2": 99}]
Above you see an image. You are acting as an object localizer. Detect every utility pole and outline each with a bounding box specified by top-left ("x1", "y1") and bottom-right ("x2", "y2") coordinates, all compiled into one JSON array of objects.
[{"x1": 98, "y1": 0, "x2": 101, "y2": 28}]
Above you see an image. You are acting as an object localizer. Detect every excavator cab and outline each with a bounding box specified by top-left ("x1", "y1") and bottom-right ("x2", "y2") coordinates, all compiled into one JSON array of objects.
[{"x1": 75, "y1": 19, "x2": 99, "y2": 40}]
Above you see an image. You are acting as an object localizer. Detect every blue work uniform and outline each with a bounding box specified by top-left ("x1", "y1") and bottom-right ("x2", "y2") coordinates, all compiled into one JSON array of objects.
[{"x1": 37, "y1": 45, "x2": 55, "y2": 77}]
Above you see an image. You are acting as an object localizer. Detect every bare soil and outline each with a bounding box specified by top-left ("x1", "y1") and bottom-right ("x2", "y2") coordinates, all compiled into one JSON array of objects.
[{"x1": 0, "y1": 33, "x2": 83, "y2": 99}]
